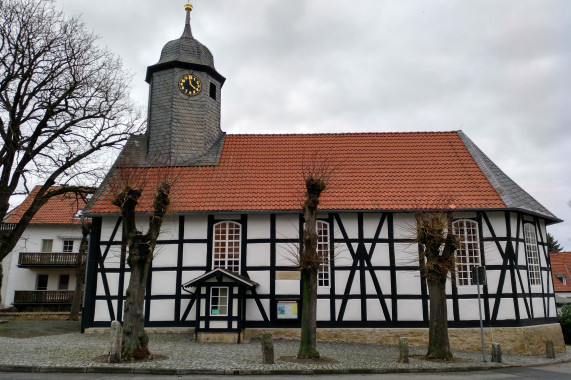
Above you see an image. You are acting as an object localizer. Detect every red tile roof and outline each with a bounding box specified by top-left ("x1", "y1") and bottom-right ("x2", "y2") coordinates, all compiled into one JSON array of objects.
[
  {"x1": 550, "y1": 252, "x2": 571, "y2": 293},
  {"x1": 5, "y1": 186, "x2": 86, "y2": 225},
  {"x1": 89, "y1": 132, "x2": 506, "y2": 214}
]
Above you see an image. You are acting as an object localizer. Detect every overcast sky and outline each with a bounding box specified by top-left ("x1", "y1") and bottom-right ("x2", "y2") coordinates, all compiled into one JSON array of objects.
[{"x1": 56, "y1": 0, "x2": 571, "y2": 250}]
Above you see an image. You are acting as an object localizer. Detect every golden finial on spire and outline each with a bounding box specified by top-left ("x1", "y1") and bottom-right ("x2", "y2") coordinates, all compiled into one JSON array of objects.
[{"x1": 184, "y1": 3, "x2": 193, "y2": 12}]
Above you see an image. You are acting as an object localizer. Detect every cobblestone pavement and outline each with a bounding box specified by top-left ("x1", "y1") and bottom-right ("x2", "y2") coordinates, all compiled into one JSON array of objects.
[{"x1": 0, "y1": 330, "x2": 570, "y2": 375}]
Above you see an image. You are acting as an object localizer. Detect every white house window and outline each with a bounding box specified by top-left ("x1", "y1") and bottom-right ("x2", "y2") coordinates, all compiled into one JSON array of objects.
[
  {"x1": 317, "y1": 220, "x2": 330, "y2": 287},
  {"x1": 41, "y1": 239, "x2": 53, "y2": 253},
  {"x1": 213, "y1": 221, "x2": 241, "y2": 273},
  {"x1": 453, "y1": 219, "x2": 481, "y2": 286},
  {"x1": 210, "y1": 287, "x2": 228, "y2": 316},
  {"x1": 524, "y1": 224, "x2": 541, "y2": 285},
  {"x1": 62, "y1": 240, "x2": 74, "y2": 253}
]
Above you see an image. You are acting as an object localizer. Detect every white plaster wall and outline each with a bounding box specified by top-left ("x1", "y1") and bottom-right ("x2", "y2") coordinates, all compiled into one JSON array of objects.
[
  {"x1": 247, "y1": 214, "x2": 270, "y2": 239},
  {"x1": 0, "y1": 251, "x2": 12, "y2": 307},
  {"x1": 181, "y1": 271, "x2": 208, "y2": 287},
  {"x1": 150, "y1": 271, "x2": 177, "y2": 295},
  {"x1": 149, "y1": 299, "x2": 175, "y2": 321},
  {"x1": 369, "y1": 244, "x2": 390, "y2": 266},
  {"x1": 97, "y1": 272, "x2": 120, "y2": 297},
  {"x1": 184, "y1": 215, "x2": 208, "y2": 239},
  {"x1": 157, "y1": 215, "x2": 179, "y2": 240},
  {"x1": 333, "y1": 214, "x2": 358, "y2": 239},
  {"x1": 364, "y1": 270, "x2": 391, "y2": 295},
  {"x1": 3, "y1": 224, "x2": 82, "y2": 307},
  {"x1": 532, "y1": 298, "x2": 545, "y2": 318},
  {"x1": 397, "y1": 300, "x2": 422, "y2": 321},
  {"x1": 493, "y1": 299, "x2": 513, "y2": 320},
  {"x1": 100, "y1": 217, "x2": 121, "y2": 242},
  {"x1": 393, "y1": 242, "x2": 418, "y2": 266},
  {"x1": 367, "y1": 298, "x2": 390, "y2": 321},
  {"x1": 392, "y1": 213, "x2": 414, "y2": 240},
  {"x1": 338, "y1": 299, "x2": 361, "y2": 321},
  {"x1": 275, "y1": 279, "x2": 299, "y2": 295},
  {"x1": 485, "y1": 211, "x2": 506, "y2": 238},
  {"x1": 152, "y1": 244, "x2": 178, "y2": 268},
  {"x1": 248, "y1": 271, "x2": 270, "y2": 294},
  {"x1": 275, "y1": 243, "x2": 297, "y2": 267},
  {"x1": 458, "y1": 298, "x2": 484, "y2": 320},
  {"x1": 275, "y1": 214, "x2": 299, "y2": 239},
  {"x1": 362, "y1": 213, "x2": 388, "y2": 239},
  {"x1": 179, "y1": 299, "x2": 196, "y2": 321},
  {"x1": 94, "y1": 299, "x2": 118, "y2": 322},
  {"x1": 316, "y1": 299, "x2": 330, "y2": 321},
  {"x1": 245, "y1": 298, "x2": 267, "y2": 321},
  {"x1": 395, "y1": 271, "x2": 420, "y2": 295},
  {"x1": 246, "y1": 244, "x2": 270, "y2": 267},
  {"x1": 101, "y1": 246, "x2": 123, "y2": 269},
  {"x1": 183, "y1": 243, "x2": 207, "y2": 267}
]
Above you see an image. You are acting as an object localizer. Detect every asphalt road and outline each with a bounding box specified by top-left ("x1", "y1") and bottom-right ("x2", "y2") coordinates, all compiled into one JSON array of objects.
[{"x1": 1, "y1": 361, "x2": 570, "y2": 380}]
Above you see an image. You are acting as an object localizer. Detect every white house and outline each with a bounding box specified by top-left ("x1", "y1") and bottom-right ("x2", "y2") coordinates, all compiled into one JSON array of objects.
[
  {"x1": 81, "y1": 4, "x2": 564, "y2": 355},
  {"x1": 1, "y1": 186, "x2": 86, "y2": 311}
]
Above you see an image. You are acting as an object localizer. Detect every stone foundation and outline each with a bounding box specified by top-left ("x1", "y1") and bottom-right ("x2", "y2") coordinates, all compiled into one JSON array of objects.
[
  {"x1": 196, "y1": 332, "x2": 240, "y2": 343},
  {"x1": 243, "y1": 323, "x2": 566, "y2": 356}
]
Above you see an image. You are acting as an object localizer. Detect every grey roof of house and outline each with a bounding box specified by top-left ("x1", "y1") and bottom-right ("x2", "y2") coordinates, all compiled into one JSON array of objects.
[{"x1": 458, "y1": 131, "x2": 560, "y2": 223}]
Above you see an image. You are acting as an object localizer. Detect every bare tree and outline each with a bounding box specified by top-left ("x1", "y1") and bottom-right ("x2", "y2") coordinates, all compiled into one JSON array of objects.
[
  {"x1": 414, "y1": 211, "x2": 459, "y2": 360},
  {"x1": 297, "y1": 162, "x2": 332, "y2": 359},
  {"x1": 0, "y1": 0, "x2": 142, "y2": 265},
  {"x1": 110, "y1": 168, "x2": 173, "y2": 361}
]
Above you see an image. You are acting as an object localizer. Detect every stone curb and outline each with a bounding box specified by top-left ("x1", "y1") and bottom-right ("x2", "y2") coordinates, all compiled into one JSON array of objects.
[{"x1": 0, "y1": 356, "x2": 570, "y2": 376}]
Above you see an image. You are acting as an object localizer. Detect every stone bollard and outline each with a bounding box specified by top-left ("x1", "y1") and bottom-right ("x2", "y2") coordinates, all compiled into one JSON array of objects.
[
  {"x1": 546, "y1": 339, "x2": 555, "y2": 359},
  {"x1": 108, "y1": 320, "x2": 122, "y2": 363},
  {"x1": 491, "y1": 342, "x2": 502, "y2": 363},
  {"x1": 398, "y1": 337, "x2": 409, "y2": 363},
  {"x1": 261, "y1": 333, "x2": 274, "y2": 364}
]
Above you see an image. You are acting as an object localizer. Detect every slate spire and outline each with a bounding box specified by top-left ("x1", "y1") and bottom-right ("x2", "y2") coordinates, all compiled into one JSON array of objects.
[{"x1": 182, "y1": 2, "x2": 193, "y2": 38}]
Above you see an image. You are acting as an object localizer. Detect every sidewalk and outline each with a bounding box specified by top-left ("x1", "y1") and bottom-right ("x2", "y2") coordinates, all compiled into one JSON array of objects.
[{"x1": 0, "y1": 320, "x2": 570, "y2": 375}]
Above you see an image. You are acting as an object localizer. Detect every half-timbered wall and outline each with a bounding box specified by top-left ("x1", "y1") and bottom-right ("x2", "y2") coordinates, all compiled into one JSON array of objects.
[{"x1": 82, "y1": 210, "x2": 557, "y2": 330}]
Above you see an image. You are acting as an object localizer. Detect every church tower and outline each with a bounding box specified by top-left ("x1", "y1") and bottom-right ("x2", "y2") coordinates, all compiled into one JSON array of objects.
[{"x1": 145, "y1": 3, "x2": 225, "y2": 166}]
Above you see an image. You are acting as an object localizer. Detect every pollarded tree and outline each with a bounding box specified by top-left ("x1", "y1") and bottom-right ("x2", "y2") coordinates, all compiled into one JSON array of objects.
[
  {"x1": 297, "y1": 162, "x2": 332, "y2": 359},
  {"x1": 111, "y1": 169, "x2": 172, "y2": 361},
  {"x1": 0, "y1": 0, "x2": 141, "y2": 265},
  {"x1": 415, "y1": 211, "x2": 459, "y2": 360}
]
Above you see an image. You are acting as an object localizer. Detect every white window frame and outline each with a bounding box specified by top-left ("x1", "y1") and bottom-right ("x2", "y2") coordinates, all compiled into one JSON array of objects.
[
  {"x1": 41, "y1": 239, "x2": 53, "y2": 253},
  {"x1": 316, "y1": 220, "x2": 331, "y2": 288},
  {"x1": 62, "y1": 240, "x2": 74, "y2": 253},
  {"x1": 453, "y1": 219, "x2": 481, "y2": 286},
  {"x1": 210, "y1": 286, "x2": 229, "y2": 316},
  {"x1": 524, "y1": 224, "x2": 541, "y2": 286},
  {"x1": 213, "y1": 221, "x2": 241, "y2": 273}
]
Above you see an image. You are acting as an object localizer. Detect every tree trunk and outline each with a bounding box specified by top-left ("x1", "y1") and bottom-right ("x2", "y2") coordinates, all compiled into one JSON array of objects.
[
  {"x1": 298, "y1": 267, "x2": 319, "y2": 358},
  {"x1": 121, "y1": 242, "x2": 152, "y2": 361},
  {"x1": 297, "y1": 175, "x2": 324, "y2": 359},
  {"x1": 69, "y1": 220, "x2": 90, "y2": 320},
  {"x1": 426, "y1": 277, "x2": 453, "y2": 360}
]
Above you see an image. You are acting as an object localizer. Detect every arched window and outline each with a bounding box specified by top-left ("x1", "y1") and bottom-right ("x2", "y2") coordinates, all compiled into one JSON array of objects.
[
  {"x1": 316, "y1": 220, "x2": 330, "y2": 287},
  {"x1": 213, "y1": 221, "x2": 241, "y2": 273},
  {"x1": 524, "y1": 224, "x2": 541, "y2": 286},
  {"x1": 453, "y1": 219, "x2": 481, "y2": 286}
]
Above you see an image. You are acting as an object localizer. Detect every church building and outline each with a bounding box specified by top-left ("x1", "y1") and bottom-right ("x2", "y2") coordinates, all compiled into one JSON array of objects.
[{"x1": 82, "y1": 4, "x2": 565, "y2": 355}]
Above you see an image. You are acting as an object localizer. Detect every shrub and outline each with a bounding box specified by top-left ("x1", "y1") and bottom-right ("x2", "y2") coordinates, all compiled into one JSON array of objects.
[{"x1": 558, "y1": 304, "x2": 571, "y2": 344}]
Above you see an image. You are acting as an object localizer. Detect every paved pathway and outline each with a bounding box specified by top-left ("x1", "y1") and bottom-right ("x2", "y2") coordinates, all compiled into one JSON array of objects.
[{"x1": 0, "y1": 321, "x2": 569, "y2": 375}]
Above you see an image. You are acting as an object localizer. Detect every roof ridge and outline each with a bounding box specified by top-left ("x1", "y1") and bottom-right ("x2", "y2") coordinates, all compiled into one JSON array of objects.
[{"x1": 225, "y1": 131, "x2": 461, "y2": 137}]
